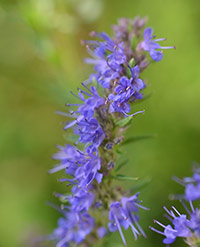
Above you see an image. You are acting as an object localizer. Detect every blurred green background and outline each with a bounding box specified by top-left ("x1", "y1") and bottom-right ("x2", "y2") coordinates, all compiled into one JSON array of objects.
[{"x1": 1, "y1": 0, "x2": 200, "y2": 246}]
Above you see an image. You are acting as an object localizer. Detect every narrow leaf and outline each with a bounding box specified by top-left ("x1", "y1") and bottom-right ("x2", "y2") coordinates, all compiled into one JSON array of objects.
[
  {"x1": 113, "y1": 174, "x2": 139, "y2": 181},
  {"x1": 116, "y1": 116, "x2": 133, "y2": 127},
  {"x1": 115, "y1": 148, "x2": 123, "y2": 154},
  {"x1": 131, "y1": 36, "x2": 136, "y2": 50},
  {"x1": 130, "y1": 177, "x2": 151, "y2": 193},
  {"x1": 115, "y1": 159, "x2": 129, "y2": 172},
  {"x1": 129, "y1": 58, "x2": 135, "y2": 68},
  {"x1": 122, "y1": 134, "x2": 156, "y2": 146}
]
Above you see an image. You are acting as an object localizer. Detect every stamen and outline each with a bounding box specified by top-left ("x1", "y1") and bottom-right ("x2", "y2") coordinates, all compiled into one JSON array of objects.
[
  {"x1": 154, "y1": 38, "x2": 166, "y2": 42},
  {"x1": 153, "y1": 220, "x2": 166, "y2": 228},
  {"x1": 55, "y1": 111, "x2": 75, "y2": 118},
  {"x1": 134, "y1": 203, "x2": 149, "y2": 211},
  {"x1": 81, "y1": 82, "x2": 93, "y2": 94},
  {"x1": 70, "y1": 91, "x2": 82, "y2": 100},
  {"x1": 160, "y1": 46, "x2": 176, "y2": 50},
  {"x1": 114, "y1": 215, "x2": 127, "y2": 246},
  {"x1": 171, "y1": 206, "x2": 181, "y2": 216},
  {"x1": 56, "y1": 236, "x2": 68, "y2": 247},
  {"x1": 65, "y1": 103, "x2": 82, "y2": 107},
  {"x1": 163, "y1": 206, "x2": 174, "y2": 217},
  {"x1": 123, "y1": 110, "x2": 145, "y2": 117},
  {"x1": 78, "y1": 88, "x2": 92, "y2": 97},
  {"x1": 131, "y1": 214, "x2": 146, "y2": 237},
  {"x1": 48, "y1": 164, "x2": 68, "y2": 174},
  {"x1": 149, "y1": 226, "x2": 165, "y2": 236},
  {"x1": 164, "y1": 213, "x2": 173, "y2": 222},
  {"x1": 129, "y1": 221, "x2": 139, "y2": 239},
  {"x1": 180, "y1": 200, "x2": 191, "y2": 214},
  {"x1": 189, "y1": 201, "x2": 195, "y2": 213},
  {"x1": 153, "y1": 220, "x2": 177, "y2": 232}
]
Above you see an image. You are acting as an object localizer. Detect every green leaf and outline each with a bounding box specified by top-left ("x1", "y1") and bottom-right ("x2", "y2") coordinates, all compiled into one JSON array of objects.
[
  {"x1": 115, "y1": 116, "x2": 133, "y2": 127},
  {"x1": 129, "y1": 58, "x2": 135, "y2": 68},
  {"x1": 122, "y1": 134, "x2": 157, "y2": 146},
  {"x1": 130, "y1": 177, "x2": 151, "y2": 193},
  {"x1": 113, "y1": 174, "x2": 139, "y2": 181},
  {"x1": 115, "y1": 159, "x2": 129, "y2": 172},
  {"x1": 66, "y1": 134, "x2": 79, "y2": 143},
  {"x1": 115, "y1": 111, "x2": 144, "y2": 127},
  {"x1": 115, "y1": 148, "x2": 123, "y2": 154},
  {"x1": 92, "y1": 77, "x2": 98, "y2": 85},
  {"x1": 131, "y1": 36, "x2": 136, "y2": 50}
]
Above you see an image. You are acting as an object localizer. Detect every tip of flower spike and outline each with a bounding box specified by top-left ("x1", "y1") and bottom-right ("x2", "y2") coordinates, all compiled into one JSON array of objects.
[
  {"x1": 80, "y1": 40, "x2": 86, "y2": 45},
  {"x1": 90, "y1": 31, "x2": 97, "y2": 37}
]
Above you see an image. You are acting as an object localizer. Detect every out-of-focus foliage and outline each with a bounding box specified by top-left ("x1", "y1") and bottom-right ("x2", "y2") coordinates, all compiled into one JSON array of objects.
[{"x1": 0, "y1": 0, "x2": 200, "y2": 246}]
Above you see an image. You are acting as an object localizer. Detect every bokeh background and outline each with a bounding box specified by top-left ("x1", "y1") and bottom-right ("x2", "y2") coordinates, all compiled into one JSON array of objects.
[{"x1": 1, "y1": 0, "x2": 200, "y2": 246}]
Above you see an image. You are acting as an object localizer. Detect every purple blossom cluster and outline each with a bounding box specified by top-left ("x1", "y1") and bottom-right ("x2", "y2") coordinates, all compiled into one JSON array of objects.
[
  {"x1": 175, "y1": 167, "x2": 200, "y2": 201},
  {"x1": 151, "y1": 202, "x2": 200, "y2": 245},
  {"x1": 151, "y1": 167, "x2": 200, "y2": 246},
  {"x1": 108, "y1": 193, "x2": 148, "y2": 245},
  {"x1": 48, "y1": 17, "x2": 174, "y2": 246}
]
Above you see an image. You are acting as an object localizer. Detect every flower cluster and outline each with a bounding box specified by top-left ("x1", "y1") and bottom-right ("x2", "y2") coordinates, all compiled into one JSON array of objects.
[
  {"x1": 174, "y1": 167, "x2": 200, "y2": 201},
  {"x1": 49, "y1": 17, "x2": 174, "y2": 246},
  {"x1": 151, "y1": 167, "x2": 200, "y2": 246}
]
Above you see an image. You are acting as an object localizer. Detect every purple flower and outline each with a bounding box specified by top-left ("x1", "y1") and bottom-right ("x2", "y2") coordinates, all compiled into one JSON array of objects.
[
  {"x1": 97, "y1": 227, "x2": 107, "y2": 238},
  {"x1": 65, "y1": 84, "x2": 104, "y2": 121},
  {"x1": 184, "y1": 170, "x2": 200, "y2": 201},
  {"x1": 185, "y1": 184, "x2": 200, "y2": 201},
  {"x1": 53, "y1": 151, "x2": 103, "y2": 190},
  {"x1": 174, "y1": 167, "x2": 200, "y2": 201},
  {"x1": 53, "y1": 211, "x2": 95, "y2": 246},
  {"x1": 150, "y1": 202, "x2": 196, "y2": 245},
  {"x1": 188, "y1": 208, "x2": 200, "y2": 237},
  {"x1": 74, "y1": 118, "x2": 105, "y2": 153},
  {"x1": 75, "y1": 153, "x2": 103, "y2": 188},
  {"x1": 108, "y1": 65, "x2": 145, "y2": 115},
  {"x1": 77, "y1": 84, "x2": 105, "y2": 119},
  {"x1": 85, "y1": 44, "x2": 119, "y2": 88},
  {"x1": 108, "y1": 194, "x2": 147, "y2": 245},
  {"x1": 108, "y1": 202, "x2": 130, "y2": 245},
  {"x1": 49, "y1": 145, "x2": 84, "y2": 176},
  {"x1": 70, "y1": 188, "x2": 95, "y2": 212},
  {"x1": 121, "y1": 193, "x2": 149, "y2": 237},
  {"x1": 63, "y1": 116, "x2": 105, "y2": 154},
  {"x1": 108, "y1": 94, "x2": 131, "y2": 115},
  {"x1": 140, "y1": 27, "x2": 175, "y2": 62},
  {"x1": 84, "y1": 32, "x2": 127, "y2": 88}
]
